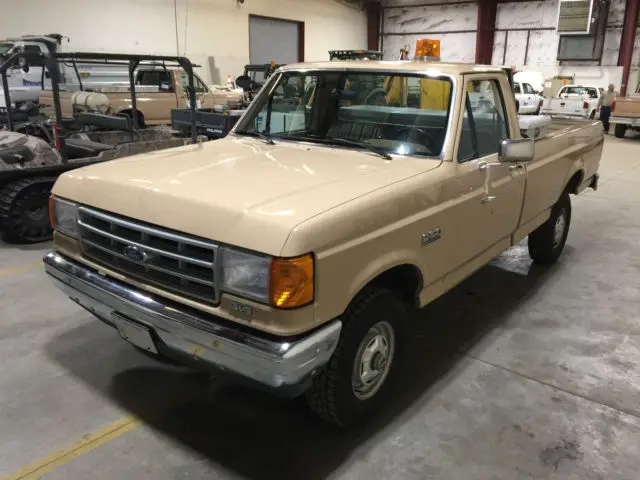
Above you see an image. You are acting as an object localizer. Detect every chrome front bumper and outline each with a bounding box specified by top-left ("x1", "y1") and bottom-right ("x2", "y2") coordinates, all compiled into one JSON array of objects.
[{"x1": 43, "y1": 251, "x2": 341, "y2": 395}]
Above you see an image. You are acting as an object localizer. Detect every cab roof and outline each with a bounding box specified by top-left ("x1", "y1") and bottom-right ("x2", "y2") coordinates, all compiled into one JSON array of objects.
[{"x1": 278, "y1": 60, "x2": 505, "y2": 76}]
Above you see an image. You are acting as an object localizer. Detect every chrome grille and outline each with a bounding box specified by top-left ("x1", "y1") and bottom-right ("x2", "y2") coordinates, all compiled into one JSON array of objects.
[{"x1": 77, "y1": 207, "x2": 219, "y2": 304}]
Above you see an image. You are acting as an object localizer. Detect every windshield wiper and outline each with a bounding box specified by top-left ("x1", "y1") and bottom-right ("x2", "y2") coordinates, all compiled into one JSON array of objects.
[
  {"x1": 290, "y1": 135, "x2": 392, "y2": 160},
  {"x1": 234, "y1": 129, "x2": 275, "y2": 145},
  {"x1": 325, "y1": 137, "x2": 392, "y2": 160}
]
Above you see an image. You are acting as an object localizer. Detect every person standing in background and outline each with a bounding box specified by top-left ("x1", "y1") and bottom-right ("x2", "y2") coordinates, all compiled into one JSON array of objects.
[{"x1": 598, "y1": 84, "x2": 617, "y2": 133}]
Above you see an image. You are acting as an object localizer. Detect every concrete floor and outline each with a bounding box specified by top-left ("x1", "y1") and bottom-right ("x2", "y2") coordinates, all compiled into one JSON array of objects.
[{"x1": 1, "y1": 134, "x2": 640, "y2": 480}]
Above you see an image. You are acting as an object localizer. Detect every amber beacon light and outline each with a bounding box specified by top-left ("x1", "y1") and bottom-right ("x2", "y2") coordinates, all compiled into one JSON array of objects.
[{"x1": 414, "y1": 39, "x2": 441, "y2": 61}]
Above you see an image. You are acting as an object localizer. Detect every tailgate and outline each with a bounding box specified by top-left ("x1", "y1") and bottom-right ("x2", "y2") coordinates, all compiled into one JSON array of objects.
[
  {"x1": 613, "y1": 96, "x2": 640, "y2": 118},
  {"x1": 541, "y1": 98, "x2": 588, "y2": 116}
]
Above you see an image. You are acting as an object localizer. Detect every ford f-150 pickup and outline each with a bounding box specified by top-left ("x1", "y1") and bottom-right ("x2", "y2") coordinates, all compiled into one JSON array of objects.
[{"x1": 44, "y1": 49, "x2": 603, "y2": 427}]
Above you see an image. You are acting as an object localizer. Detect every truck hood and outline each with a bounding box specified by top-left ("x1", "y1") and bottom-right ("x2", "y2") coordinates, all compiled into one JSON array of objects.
[{"x1": 54, "y1": 136, "x2": 440, "y2": 255}]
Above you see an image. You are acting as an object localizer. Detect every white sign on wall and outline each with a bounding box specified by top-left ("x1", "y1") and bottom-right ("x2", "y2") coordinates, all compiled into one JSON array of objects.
[{"x1": 556, "y1": 0, "x2": 596, "y2": 35}]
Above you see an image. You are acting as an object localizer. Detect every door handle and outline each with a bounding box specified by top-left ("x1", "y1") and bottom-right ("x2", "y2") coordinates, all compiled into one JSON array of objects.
[{"x1": 479, "y1": 161, "x2": 501, "y2": 204}]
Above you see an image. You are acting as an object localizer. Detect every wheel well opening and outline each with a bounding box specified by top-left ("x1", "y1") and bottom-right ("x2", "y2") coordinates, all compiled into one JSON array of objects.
[
  {"x1": 370, "y1": 264, "x2": 423, "y2": 308},
  {"x1": 566, "y1": 171, "x2": 584, "y2": 194}
]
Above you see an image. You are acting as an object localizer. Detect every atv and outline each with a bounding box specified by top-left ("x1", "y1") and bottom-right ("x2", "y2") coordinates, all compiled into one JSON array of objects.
[{"x1": 0, "y1": 50, "x2": 200, "y2": 243}]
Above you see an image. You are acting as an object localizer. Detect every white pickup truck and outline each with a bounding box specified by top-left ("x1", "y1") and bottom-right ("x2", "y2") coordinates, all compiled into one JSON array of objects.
[
  {"x1": 540, "y1": 84, "x2": 603, "y2": 120},
  {"x1": 513, "y1": 80, "x2": 543, "y2": 115}
]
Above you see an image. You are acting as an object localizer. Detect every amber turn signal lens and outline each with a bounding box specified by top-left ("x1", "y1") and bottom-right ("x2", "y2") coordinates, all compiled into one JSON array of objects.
[
  {"x1": 49, "y1": 195, "x2": 55, "y2": 228},
  {"x1": 270, "y1": 254, "x2": 314, "y2": 309},
  {"x1": 415, "y1": 39, "x2": 440, "y2": 59}
]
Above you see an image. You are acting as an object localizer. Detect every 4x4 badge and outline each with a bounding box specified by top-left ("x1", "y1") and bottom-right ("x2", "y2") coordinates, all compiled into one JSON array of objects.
[{"x1": 422, "y1": 227, "x2": 442, "y2": 246}]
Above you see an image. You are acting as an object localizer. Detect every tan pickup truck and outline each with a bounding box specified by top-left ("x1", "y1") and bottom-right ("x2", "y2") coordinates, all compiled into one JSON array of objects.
[
  {"x1": 40, "y1": 66, "x2": 242, "y2": 126},
  {"x1": 44, "y1": 58, "x2": 602, "y2": 426},
  {"x1": 611, "y1": 85, "x2": 640, "y2": 138}
]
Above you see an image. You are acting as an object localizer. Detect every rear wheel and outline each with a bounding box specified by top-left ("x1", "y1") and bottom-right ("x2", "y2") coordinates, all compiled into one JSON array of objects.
[
  {"x1": 589, "y1": 110, "x2": 596, "y2": 120},
  {"x1": 528, "y1": 192, "x2": 571, "y2": 265},
  {"x1": 614, "y1": 124, "x2": 627, "y2": 138},
  {"x1": 305, "y1": 286, "x2": 407, "y2": 427},
  {"x1": 0, "y1": 178, "x2": 55, "y2": 243}
]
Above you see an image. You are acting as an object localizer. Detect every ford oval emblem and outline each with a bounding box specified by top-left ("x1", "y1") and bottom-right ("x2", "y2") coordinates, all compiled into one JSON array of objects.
[{"x1": 123, "y1": 245, "x2": 147, "y2": 263}]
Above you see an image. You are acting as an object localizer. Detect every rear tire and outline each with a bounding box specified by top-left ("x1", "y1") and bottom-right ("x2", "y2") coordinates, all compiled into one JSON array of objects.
[
  {"x1": 528, "y1": 192, "x2": 571, "y2": 265},
  {"x1": 614, "y1": 124, "x2": 627, "y2": 138},
  {"x1": 589, "y1": 110, "x2": 596, "y2": 120},
  {"x1": 305, "y1": 286, "x2": 407, "y2": 427},
  {"x1": 0, "y1": 178, "x2": 55, "y2": 243}
]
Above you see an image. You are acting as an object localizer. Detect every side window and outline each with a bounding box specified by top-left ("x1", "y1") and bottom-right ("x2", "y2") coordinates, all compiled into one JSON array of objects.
[
  {"x1": 513, "y1": 83, "x2": 521, "y2": 94},
  {"x1": 179, "y1": 72, "x2": 207, "y2": 93},
  {"x1": 194, "y1": 75, "x2": 208, "y2": 93},
  {"x1": 253, "y1": 74, "x2": 310, "y2": 134},
  {"x1": 523, "y1": 83, "x2": 535, "y2": 94},
  {"x1": 138, "y1": 70, "x2": 173, "y2": 91},
  {"x1": 457, "y1": 79, "x2": 509, "y2": 163}
]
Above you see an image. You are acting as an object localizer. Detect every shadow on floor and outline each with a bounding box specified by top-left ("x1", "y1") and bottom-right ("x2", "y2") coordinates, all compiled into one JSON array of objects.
[{"x1": 46, "y1": 244, "x2": 558, "y2": 480}]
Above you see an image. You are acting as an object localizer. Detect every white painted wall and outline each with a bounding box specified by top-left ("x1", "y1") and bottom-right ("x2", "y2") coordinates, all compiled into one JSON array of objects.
[
  {"x1": 383, "y1": 0, "x2": 640, "y2": 91},
  {"x1": 0, "y1": 0, "x2": 367, "y2": 84}
]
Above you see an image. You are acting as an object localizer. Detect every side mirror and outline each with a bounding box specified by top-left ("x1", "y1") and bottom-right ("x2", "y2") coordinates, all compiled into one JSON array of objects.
[
  {"x1": 499, "y1": 138, "x2": 534, "y2": 162},
  {"x1": 235, "y1": 75, "x2": 253, "y2": 91}
]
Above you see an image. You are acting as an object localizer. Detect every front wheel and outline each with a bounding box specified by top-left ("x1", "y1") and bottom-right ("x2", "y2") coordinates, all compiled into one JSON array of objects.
[
  {"x1": 528, "y1": 192, "x2": 571, "y2": 265},
  {"x1": 0, "y1": 178, "x2": 55, "y2": 243},
  {"x1": 305, "y1": 286, "x2": 407, "y2": 427}
]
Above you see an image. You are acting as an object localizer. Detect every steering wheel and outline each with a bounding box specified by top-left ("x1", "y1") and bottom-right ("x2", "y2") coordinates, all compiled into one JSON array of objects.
[{"x1": 396, "y1": 126, "x2": 438, "y2": 154}]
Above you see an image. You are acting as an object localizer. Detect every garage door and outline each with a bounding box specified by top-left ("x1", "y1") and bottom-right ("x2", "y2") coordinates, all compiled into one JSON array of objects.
[{"x1": 249, "y1": 16, "x2": 301, "y2": 66}]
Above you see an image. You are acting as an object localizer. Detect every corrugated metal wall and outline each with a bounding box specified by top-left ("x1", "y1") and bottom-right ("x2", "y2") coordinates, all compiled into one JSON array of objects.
[{"x1": 382, "y1": 0, "x2": 640, "y2": 68}]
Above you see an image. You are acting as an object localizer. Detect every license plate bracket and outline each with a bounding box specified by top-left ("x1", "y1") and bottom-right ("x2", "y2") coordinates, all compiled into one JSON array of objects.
[{"x1": 112, "y1": 313, "x2": 158, "y2": 354}]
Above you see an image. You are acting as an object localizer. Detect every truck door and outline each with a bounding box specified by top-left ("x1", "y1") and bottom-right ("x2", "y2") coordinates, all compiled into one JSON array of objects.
[
  {"x1": 523, "y1": 83, "x2": 535, "y2": 111},
  {"x1": 178, "y1": 70, "x2": 209, "y2": 109},
  {"x1": 447, "y1": 76, "x2": 526, "y2": 268}
]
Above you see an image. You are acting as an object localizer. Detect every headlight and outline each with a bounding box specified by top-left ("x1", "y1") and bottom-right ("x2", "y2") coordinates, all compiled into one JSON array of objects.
[
  {"x1": 221, "y1": 248, "x2": 314, "y2": 309},
  {"x1": 49, "y1": 196, "x2": 79, "y2": 237},
  {"x1": 221, "y1": 248, "x2": 271, "y2": 303}
]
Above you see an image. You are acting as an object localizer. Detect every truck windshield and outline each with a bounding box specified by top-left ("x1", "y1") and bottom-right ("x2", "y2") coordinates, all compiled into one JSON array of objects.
[{"x1": 234, "y1": 70, "x2": 454, "y2": 158}]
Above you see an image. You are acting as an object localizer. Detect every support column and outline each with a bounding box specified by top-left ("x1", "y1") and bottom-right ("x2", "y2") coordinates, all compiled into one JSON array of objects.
[
  {"x1": 475, "y1": 0, "x2": 498, "y2": 64},
  {"x1": 365, "y1": 1, "x2": 382, "y2": 51},
  {"x1": 617, "y1": 0, "x2": 640, "y2": 96}
]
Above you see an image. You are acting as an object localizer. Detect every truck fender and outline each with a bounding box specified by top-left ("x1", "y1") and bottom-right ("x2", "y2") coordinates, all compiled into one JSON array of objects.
[
  {"x1": 562, "y1": 158, "x2": 585, "y2": 194},
  {"x1": 347, "y1": 249, "x2": 424, "y2": 309}
]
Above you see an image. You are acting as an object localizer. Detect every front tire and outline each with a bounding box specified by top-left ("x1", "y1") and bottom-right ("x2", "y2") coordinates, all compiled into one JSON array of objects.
[
  {"x1": 306, "y1": 286, "x2": 407, "y2": 427},
  {"x1": 614, "y1": 124, "x2": 627, "y2": 138},
  {"x1": 528, "y1": 192, "x2": 571, "y2": 265},
  {"x1": 0, "y1": 178, "x2": 55, "y2": 243}
]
